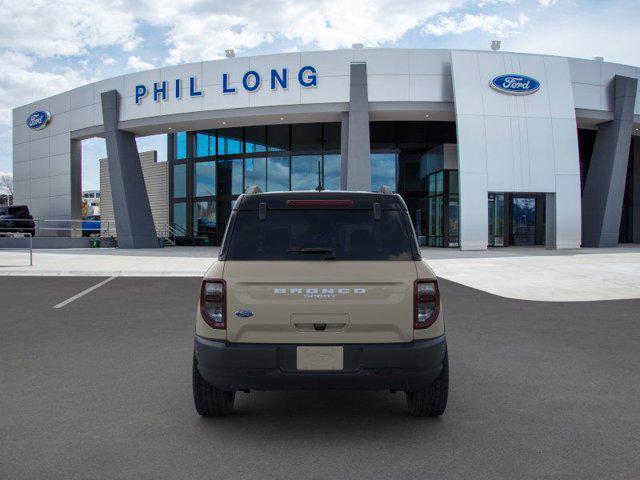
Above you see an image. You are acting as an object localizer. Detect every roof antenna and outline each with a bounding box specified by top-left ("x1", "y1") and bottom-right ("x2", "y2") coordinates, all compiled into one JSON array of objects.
[{"x1": 315, "y1": 160, "x2": 324, "y2": 191}]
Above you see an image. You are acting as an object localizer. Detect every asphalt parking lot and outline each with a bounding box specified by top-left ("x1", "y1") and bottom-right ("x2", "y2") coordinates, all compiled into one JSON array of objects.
[{"x1": 1, "y1": 276, "x2": 640, "y2": 479}]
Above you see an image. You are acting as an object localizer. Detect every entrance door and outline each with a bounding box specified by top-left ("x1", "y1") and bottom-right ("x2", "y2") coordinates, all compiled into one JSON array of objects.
[
  {"x1": 510, "y1": 196, "x2": 537, "y2": 246},
  {"x1": 488, "y1": 193, "x2": 505, "y2": 246}
]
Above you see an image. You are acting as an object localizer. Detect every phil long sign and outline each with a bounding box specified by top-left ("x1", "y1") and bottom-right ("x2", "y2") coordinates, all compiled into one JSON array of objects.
[
  {"x1": 490, "y1": 74, "x2": 540, "y2": 95},
  {"x1": 135, "y1": 65, "x2": 318, "y2": 105}
]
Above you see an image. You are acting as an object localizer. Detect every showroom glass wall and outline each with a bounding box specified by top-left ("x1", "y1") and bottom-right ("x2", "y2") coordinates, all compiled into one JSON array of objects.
[
  {"x1": 169, "y1": 123, "x2": 341, "y2": 244},
  {"x1": 369, "y1": 121, "x2": 459, "y2": 247}
]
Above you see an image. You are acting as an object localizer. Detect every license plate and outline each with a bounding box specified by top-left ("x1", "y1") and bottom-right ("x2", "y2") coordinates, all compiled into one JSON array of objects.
[{"x1": 296, "y1": 346, "x2": 344, "y2": 371}]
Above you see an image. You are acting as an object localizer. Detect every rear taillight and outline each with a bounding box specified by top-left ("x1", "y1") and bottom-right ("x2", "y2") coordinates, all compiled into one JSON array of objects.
[
  {"x1": 200, "y1": 280, "x2": 226, "y2": 329},
  {"x1": 414, "y1": 280, "x2": 440, "y2": 329}
]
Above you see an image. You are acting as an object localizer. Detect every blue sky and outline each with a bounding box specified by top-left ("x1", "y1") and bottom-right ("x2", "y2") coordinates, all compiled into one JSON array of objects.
[{"x1": 1, "y1": 0, "x2": 639, "y2": 192}]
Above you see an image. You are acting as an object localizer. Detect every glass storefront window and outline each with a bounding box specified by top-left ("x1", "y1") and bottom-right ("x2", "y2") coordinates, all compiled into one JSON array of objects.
[
  {"x1": 267, "y1": 125, "x2": 289, "y2": 151},
  {"x1": 168, "y1": 123, "x2": 382, "y2": 246},
  {"x1": 194, "y1": 201, "x2": 216, "y2": 237},
  {"x1": 292, "y1": 124, "x2": 322, "y2": 152},
  {"x1": 173, "y1": 202, "x2": 187, "y2": 234},
  {"x1": 371, "y1": 153, "x2": 397, "y2": 192},
  {"x1": 218, "y1": 159, "x2": 243, "y2": 195},
  {"x1": 449, "y1": 170, "x2": 459, "y2": 195},
  {"x1": 195, "y1": 131, "x2": 215, "y2": 157},
  {"x1": 218, "y1": 128, "x2": 243, "y2": 155},
  {"x1": 488, "y1": 193, "x2": 505, "y2": 246},
  {"x1": 323, "y1": 123, "x2": 341, "y2": 151},
  {"x1": 173, "y1": 163, "x2": 186, "y2": 198},
  {"x1": 245, "y1": 126, "x2": 267, "y2": 153},
  {"x1": 428, "y1": 196, "x2": 443, "y2": 247},
  {"x1": 194, "y1": 161, "x2": 216, "y2": 197},
  {"x1": 291, "y1": 155, "x2": 321, "y2": 190},
  {"x1": 370, "y1": 122, "x2": 396, "y2": 150},
  {"x1": 245, "y1": 157, "x2": 266, "y2": 192},
  {"x1": 175, "y1": 132, "x2": 187, "y2": 160},
  {"x1": 323, "y1": 154, "x2": 341, "y2": 190},
  {"x1": 267, "y1": 156, "x2": 290, "y2": 191}
]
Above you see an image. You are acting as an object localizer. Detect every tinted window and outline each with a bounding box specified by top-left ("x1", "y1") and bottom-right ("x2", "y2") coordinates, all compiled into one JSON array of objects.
[
  {"x1": 194, "y1": 161, "x2": 216, "y2": 196},
  {"x1": 371, "y1": 153, "x2": 397, "y2": 192},
  {"x1": 292, "y1": 123, "x2": 322, "y2": 151},
  {"x1": 175, "y1": 132, "x2": 187, "y2": 159},
  {"x1": 195, "y1": 131, "x2": 215, "y2": 157},
  {"x1": 267, "y1": 156, "x2": 290, "y2": 191},
  {"x1": 245, "y1": 126, "x2": 267, "y2": 153},
  {"x1": 194, "y1": 200, "x2": 216, "y2": 236},
  {"x1": 291, "y1": 155, "x2": 321, "y2": 190},
  {"x1": 218, "y1": 159, "x2": 243, "y2": 195},
  {"x1": 323, "y1": 154, "x2": 341, "y2": 190},
  {"x1": 173, "y1": 164, "x2": 187, "y2": 198},
  {"x1": 323, "y1": 123, "x2": 341, "y2": 151},
  {"x1": 218, "y1": 128, "x2": 243, "y2": 155},
  {"x1": 173, "y1": 202, "x2": 187, "y2": 233},
  {"x1": 226, "y1": 209, "x2": 415, "y2": 261},
  {"x1": 267, "y1": 125, "x2": 289, "y2": 151},
  {"x1": 245, "y1": 157, "x2": 266, "y2": 191}
]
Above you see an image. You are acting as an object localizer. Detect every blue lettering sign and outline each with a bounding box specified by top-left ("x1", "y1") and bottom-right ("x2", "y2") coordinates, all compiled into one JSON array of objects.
[
  {"x1": 271, "y1": 68, "x2": 287, "y2": 90},
  {"x1": 298, "y1": 66, "x2": 317, "y2": 87},
  {"x1": 490, "y1": 74, "x2": 540, "y2": 95},
  {"x1": 135, "y1": 85, "x2": 148, "y2": 104},
  {"x1": 134, "y1": 65, "x2": 318, "y2": 104},
  {"x1": 242, "y1": 70, "x2": 261, "y2": 92},
  {"x1": 153, "y1": 81, "x2": 168, "y2": 102},
  {"x1": 222, "y1": 73, "x2": 236, "y2": 94},
  {"x1": 189, "y1": 76, "x2": 202, "y2": 97}
]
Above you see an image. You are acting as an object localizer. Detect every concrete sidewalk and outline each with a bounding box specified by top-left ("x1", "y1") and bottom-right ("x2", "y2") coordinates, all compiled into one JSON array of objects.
[
  {"x1": 424, "y1": 245, "x2": 640, "y2": 302},
  {"x1": 0, "y1": 247, "x2": 218, "y2": 277},
  {"x1": 1, "y1": 245, "x2": 639, "y2": 301}
]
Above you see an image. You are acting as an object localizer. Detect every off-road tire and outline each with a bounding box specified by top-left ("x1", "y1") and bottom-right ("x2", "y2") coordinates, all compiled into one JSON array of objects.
[
  {"x1": 406, "y1": 350, "x2": 449, "y2": 417},
  {"x1": 192, "y1": 354, "x2": 235, "y2": 417}
]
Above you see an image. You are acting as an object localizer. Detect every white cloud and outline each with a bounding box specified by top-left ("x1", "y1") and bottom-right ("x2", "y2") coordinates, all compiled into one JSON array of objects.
[
  {"x1": 538, "y1": 0, "x2": 558, "y2": 6},
  {"x1": 508, "y1": 10, "x2": 640, "y2": 66},
  {"x1": 102, "y1": 57, "x2": 117, "y2": 65},
  {"x1": 0, "y1": 0, "x2": 141, "y2": 58},
  {"x1": 133, "y1": 0, "x2": 466, "y2": 64},
  {"x1": 424, "y1": 13, "x2": 529, "y2": 36},
  {"x1": 0, "y1": 51, "x2": 86, "y2": 124},
  {"x1": 126, "y1": 56, "x2": 156, "y2": 72}
]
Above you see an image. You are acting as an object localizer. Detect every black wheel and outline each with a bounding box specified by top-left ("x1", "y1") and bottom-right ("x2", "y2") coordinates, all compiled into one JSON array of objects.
[
  {"x1": 192, "y1": 354, "x2": 235, "y2": 417},
  {"x1": 406, "y1": 350, "x2": 449, "y2": 417}
]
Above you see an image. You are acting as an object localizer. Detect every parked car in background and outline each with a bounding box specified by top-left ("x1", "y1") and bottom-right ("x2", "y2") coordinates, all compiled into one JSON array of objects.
[
  {"x1": 0, "y1": 205, "x2": 35, "y2": 236},
  {"x1": 82, "y1": 215, "x2": 101, "y2": 237}
]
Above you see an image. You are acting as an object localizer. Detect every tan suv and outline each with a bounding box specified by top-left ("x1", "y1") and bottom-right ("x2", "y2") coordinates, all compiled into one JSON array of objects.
[{"x1": 193, "y1": 190, "x2": 448, "y2": 417}]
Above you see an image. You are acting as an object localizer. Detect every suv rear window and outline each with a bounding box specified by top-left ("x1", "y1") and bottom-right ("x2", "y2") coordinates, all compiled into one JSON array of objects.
[{"x1": 224, "y1": 209, "x2": 417, "y2": 261}]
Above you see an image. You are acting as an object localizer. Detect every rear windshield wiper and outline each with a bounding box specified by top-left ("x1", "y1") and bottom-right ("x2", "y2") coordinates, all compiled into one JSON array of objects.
[{"x1": 287, "y1": 247, "x2": 337, "y2": 260}]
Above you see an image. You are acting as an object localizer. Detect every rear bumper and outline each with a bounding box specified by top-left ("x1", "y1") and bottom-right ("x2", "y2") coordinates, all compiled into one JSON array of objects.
[{"x1": 194, "y1": 335, "x2": 447, "y2": 392}]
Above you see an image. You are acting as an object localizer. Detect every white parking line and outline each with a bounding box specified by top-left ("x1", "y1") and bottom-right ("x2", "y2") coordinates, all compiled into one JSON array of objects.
[{"x1": 53, "y1": 276, "x2": 118, "y2": 309}]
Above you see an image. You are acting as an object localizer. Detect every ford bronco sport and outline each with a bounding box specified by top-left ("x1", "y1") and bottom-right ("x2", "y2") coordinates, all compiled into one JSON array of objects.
[{"x1": 193, "y1": 190, "x2": 448, "y2": 417}]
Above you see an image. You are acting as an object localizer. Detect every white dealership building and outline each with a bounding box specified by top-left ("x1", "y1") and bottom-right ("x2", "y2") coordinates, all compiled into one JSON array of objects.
[{"x1": 11, "y1": 48, "x2": 640, "y2": 248}]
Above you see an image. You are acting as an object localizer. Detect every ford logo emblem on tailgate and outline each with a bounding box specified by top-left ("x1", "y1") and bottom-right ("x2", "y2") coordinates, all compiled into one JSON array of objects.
[{"x1": 235, "y1": 310, "x2": 254, "y2": 318}]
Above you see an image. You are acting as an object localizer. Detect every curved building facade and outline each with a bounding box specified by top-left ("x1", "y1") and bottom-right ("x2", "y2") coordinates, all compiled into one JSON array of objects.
[{"x1": 12, "y1": 48, "x2": 640, "y2": 249}]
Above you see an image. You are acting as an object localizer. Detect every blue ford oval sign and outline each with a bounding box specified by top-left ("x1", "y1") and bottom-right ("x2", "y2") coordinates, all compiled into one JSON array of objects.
[
  {"x1": 26, "y1": 110, "x2": 52, "y2": 130},
  {"x1": 490, "y1": 74, "x2": 540, "y2": 95},
  {"x1": 234, "y1": 310, "x2": 254, "y2": 318}
]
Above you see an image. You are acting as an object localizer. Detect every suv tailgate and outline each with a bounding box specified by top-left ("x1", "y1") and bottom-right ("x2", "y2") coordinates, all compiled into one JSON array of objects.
[{"x1": 224, "y1": 261, "x2": 417, "y2": 343}]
